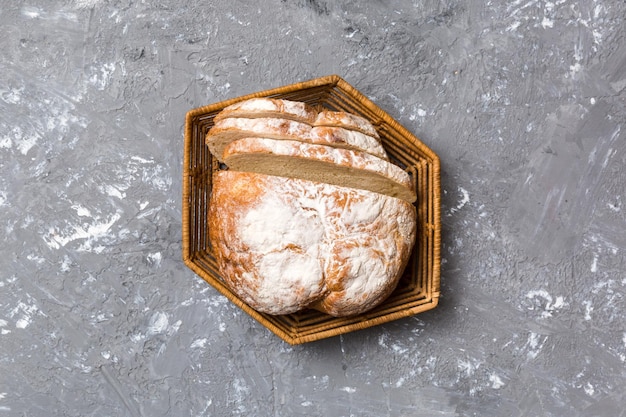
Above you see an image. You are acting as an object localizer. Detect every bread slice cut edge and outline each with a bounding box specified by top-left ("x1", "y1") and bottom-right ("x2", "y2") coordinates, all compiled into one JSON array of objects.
[{"x1": 221, "y1": 138, "x2": 416, "y2": 203}]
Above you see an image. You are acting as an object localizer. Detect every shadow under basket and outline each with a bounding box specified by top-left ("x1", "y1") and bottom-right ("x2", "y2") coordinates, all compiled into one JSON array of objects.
[{"x1": 183, "y1": 75, "x2": 441, "y2": 345}]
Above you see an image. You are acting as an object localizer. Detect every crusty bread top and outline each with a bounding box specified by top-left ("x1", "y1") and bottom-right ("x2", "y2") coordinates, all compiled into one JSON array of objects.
[
  {"x1": 214, "y1": 98, "x2": 317, "y2": 124},
  {"x1": 314, "y1": 110, "x2": 380, "y2": 139},
  {"x1": 208, "y1": 170, "x2": 417, "y2": 316},
  {"x1": 221, "y1": 137, "x2": 416, "y2": 202},
  {"x1": 205, "y1": 100, "x2": 419, "y2": 317}
]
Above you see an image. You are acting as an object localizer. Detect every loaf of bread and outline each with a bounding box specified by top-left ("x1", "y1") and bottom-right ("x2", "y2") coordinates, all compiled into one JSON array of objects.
[
  {"x1": 209, "y1": 171, "x2": 416, "y2": 316},
  {"x1": 205, "y1": 98, "x2": 417, "y2": 317}
]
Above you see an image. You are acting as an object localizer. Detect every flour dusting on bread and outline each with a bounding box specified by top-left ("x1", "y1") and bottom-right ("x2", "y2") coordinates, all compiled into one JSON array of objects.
[{"x1": 206, "y1": 98, "x2": 417, "y2": 316}]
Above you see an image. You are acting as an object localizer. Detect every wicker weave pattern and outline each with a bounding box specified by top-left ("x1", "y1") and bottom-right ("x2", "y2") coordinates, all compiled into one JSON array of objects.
[{"x1": 183, "y1": 75, "x2": 441, "y2": 345}]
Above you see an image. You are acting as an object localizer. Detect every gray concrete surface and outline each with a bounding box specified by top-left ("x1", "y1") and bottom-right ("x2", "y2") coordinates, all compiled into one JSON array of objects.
[{"x1": 1, "y1": 0, "x2": 625, "y2": 415}]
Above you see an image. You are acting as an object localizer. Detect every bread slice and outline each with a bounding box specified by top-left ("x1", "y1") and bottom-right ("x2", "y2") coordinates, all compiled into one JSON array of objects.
[
  {"x1": 310, "y1": 126, "x2": 388, "y2": 160},
  {"x1": 207, "y1": 117, "x2": 389, "y2": 161},
  {"x1": 214, "y1": 98, "x2": 317, "y2": 124},
  {"x1": 221, "y1": 137, "x2": 416, "y2": 202},
  {"x1": 207, "y1": 117, "x2": 311, "y2": 161},
  {"x1": 314, "y1": 110, "x2": 380, "y2": 139}
]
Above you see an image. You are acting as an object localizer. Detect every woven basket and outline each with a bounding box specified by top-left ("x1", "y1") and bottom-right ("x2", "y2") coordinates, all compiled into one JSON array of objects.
[{"x1": 183, "y1": 75, "x2": 441, "y2": 345}]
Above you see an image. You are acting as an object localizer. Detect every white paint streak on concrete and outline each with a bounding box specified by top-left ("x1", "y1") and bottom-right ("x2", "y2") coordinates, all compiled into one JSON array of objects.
[
  {"x1": 43, "y1": 211, "x2": 122, "y2": 250},
  {"x1": 449, "y1": 187, "x2": 470, "y2": 215},
  {"x1": 231, "y1": 378, "x2": 250, "y2": 414},
  {"x1": 26, "y1": 254, "x2": 46, "y2": 264},
  {"x1": 507, "y1": 21, "x2": 522, "y2": 31},
  {"x1": 22, "y1": 6, "x2": 42, "y2": 18},
  {"x1": 541, "y1": 16, "x2": 553, "y2": 28},
  {"x1": 147, "y1": 252, "x2": 162, "y2": 266},
  {"x1": 101, "y1": 184, "x2": 126, "y2": 199},
  {"x1": 457, "y1": 357, "x2": 481, "y2": 377},
  {"x1": 0, "y1": 136, "x2": 12, "y2": 149},
  {"x1": 582, "y1": 300, "x2": 593, "y2": 321},
  {"x1": 147, "y1": 311, "x2": 169, "y2": 335},
  {"x1": 526, "y1": 289, "x2": 566, "y2": 318},
  {"x1": 89, "y1": 63, "x2": 116, "y2": 90},
  {"x1": 72, "y1": 204, "x2": 92, "y2": 217},
  {"x1": 590, "y1": 254, "x2": 598, "y2": 272},
  {"x1": 489, "y1": 373, "x2": 505, "y2": 389},
  {"x1": 16, "y1": 132, "x2": 41, "y2": 155},
  {"x1": 131, "y1": 156, "x2": 155, "y2": 164},
  {"x1": 10, "y1": 300, "x2": 43, "y2": 329},
  {"x1": 73, "y1": 0, "x2": 103, "y2": 9},
  {"x1": 525, "y1": 332, "x2": 547, "y2": 359},
  {"x1": 191, "y1": 338, "x2": 207, "y2": 349},
  {"x1": 607, "y1": 201, "x2": 621, "y2": 212}
]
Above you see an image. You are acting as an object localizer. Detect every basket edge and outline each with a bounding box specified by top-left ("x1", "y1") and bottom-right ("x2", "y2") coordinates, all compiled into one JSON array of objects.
[
  {"x1": 290, "y1": 298, "x2": 440, "y2": 345},
  {"x1": 182, "y1": 74, "x2": 442, "y2": 345}
]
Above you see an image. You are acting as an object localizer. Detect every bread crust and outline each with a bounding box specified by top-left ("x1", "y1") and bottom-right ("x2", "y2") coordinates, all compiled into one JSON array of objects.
[
  {"x1": 214, "y1": 98, "x2": 317, "y2": 124},
  {"x1": 314, "y1": 110, "x2": 380, "y2": 138},
  {"x1": 310, "y1": 126, "x2": 387, "y2": 160},
  {"x1": 205, "y1": 99, "x2": 418, "y2": 317},
  {"x1": 209, "y1": 171, "x2": 416, "y2": 316}
]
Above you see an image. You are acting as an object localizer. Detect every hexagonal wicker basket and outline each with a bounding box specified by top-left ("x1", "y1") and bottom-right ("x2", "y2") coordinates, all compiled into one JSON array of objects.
[{"x1": 182, "y1": 75, "x2": 440, "y2": 345}]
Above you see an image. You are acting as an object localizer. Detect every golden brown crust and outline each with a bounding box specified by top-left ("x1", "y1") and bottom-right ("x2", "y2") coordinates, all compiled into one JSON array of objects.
[
  {"x1": 206, "y1": 99, "x2": 418, "y2": 317},
  {"x1": 209, "y1": 171, "x2": 416, "y2": 316},
  {"x1": 310, "y1": 126, "x2": 388, "y2": 160},
  {"x1": 214, "y1": 98, "x2": 317, "y2": 124},
  {"x1": 314, "y1": 110, "x2": 380, "y2": 139}
]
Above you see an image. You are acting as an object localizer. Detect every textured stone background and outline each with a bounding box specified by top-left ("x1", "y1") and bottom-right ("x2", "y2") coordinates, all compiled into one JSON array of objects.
[{"x1": 1, "y1": 0, "x2": 625, "y2": 415}]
